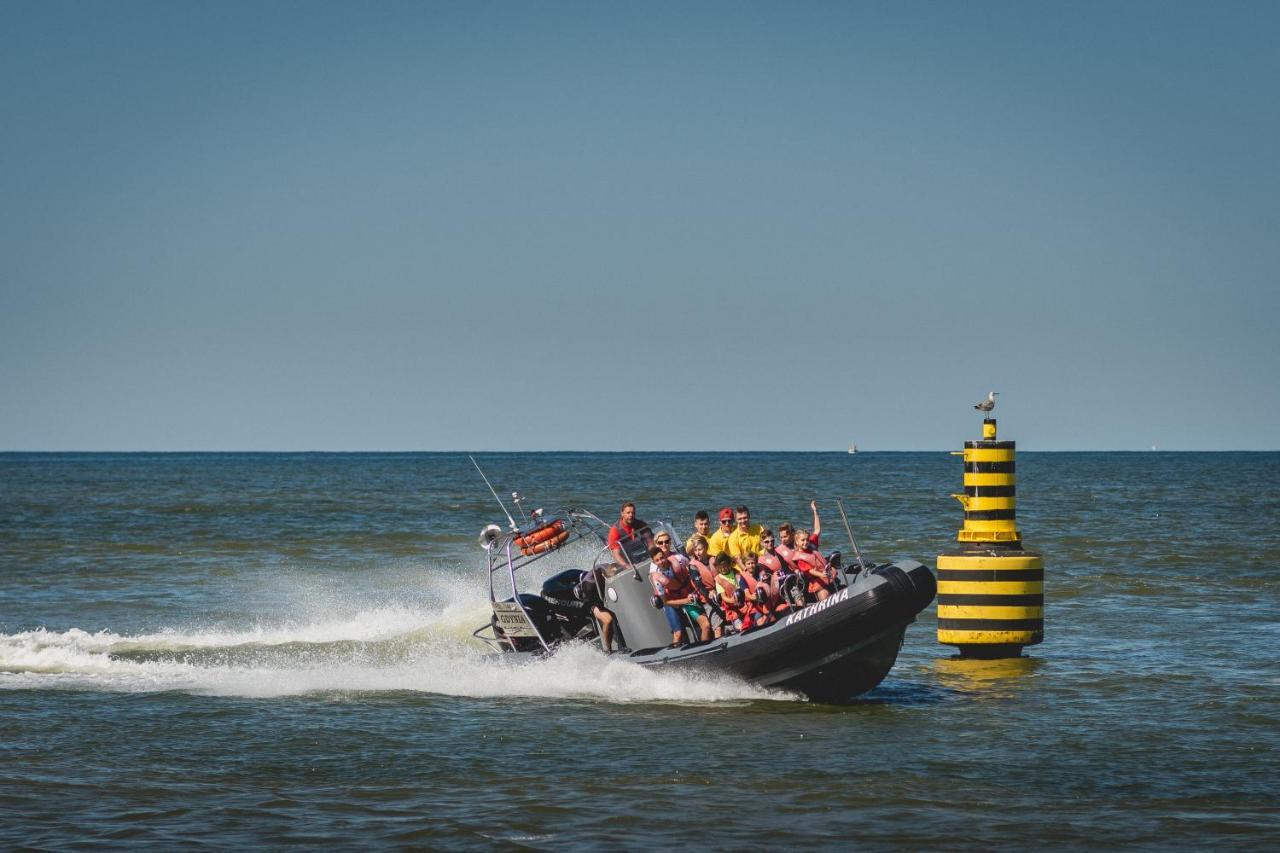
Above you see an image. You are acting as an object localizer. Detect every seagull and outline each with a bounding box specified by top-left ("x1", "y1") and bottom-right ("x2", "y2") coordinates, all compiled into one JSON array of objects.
[{"x1": 974, "y1": 391, "x2": 998, "y2": 415}]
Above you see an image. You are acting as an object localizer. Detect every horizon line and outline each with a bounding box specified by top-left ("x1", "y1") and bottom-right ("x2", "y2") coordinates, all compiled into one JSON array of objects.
[{"x1": 2, "y1": 448, "x2": 1277, "y2": 454}]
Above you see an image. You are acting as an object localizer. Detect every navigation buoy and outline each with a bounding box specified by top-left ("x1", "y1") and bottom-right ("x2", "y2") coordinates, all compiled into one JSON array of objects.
[{"x1": 937, "y1": 417, "x2": 1044, "y2": 657}]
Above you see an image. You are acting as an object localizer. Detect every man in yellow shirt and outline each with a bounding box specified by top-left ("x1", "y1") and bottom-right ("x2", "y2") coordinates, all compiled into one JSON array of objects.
[
  {"x1": 685, "y1": 510, "x2": 712, "y2": 554},
  {"x1": 706, "y1": 507, "x2": 735, "y2": 560},
  {"x1": 727, "y1": 505, "x2": 764, "y2": 560}
]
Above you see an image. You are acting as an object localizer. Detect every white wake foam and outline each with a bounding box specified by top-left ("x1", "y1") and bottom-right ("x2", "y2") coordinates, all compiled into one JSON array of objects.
[
  {"x1": 0, "y1": 561, "x2": 790, "y2": 704},
  {"x1": 0, "y1": 622, "x2": 785, "y2": 703}
]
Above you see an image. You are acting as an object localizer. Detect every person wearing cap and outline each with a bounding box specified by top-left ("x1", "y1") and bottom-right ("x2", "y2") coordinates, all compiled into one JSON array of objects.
[
  {"x1": 727, "y1": 505, "x2": 765, "y2": 561},
  {"x1": 706, "y1": 507, "x2": 735, "y2": 561}
]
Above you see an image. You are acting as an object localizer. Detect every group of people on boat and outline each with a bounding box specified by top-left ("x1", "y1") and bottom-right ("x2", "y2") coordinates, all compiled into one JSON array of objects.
[{"x1": 607, "y1": 500, "x2": 839, "y2": 648}]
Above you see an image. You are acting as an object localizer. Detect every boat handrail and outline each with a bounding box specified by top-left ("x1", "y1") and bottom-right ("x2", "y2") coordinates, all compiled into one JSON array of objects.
[{"x1": 484, "y1": 507, "x2": 609, "y2": 578}]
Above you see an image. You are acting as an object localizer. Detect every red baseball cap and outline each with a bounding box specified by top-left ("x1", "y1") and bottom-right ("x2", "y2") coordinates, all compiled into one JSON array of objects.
[{"x1": 718, "y1": 507, "x2": 734, "y2": 521}]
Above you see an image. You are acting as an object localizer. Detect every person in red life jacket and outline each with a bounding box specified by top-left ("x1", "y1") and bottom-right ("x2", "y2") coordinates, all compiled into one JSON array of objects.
[
  {"x1": 685, "y1": 510, "x2": 712, "y2": 554},
  {"x1": 712, "y1": 552, "x2": 748, "y2": 634},
  {"x1": 607, "y1": 501, "x2": 653, "y2": 571},
  {"x1": 775, "y1": 523, "x2": 800, "y2": 570},
  {"x1": 685, "y1": 534, "x2": 724, "y2": 638},
  {"x1": 651, "y1": 545, "x2": 711, "y2": 647},
  {"x1": 793, "y1": 519, "x2": 834, "y2": 601},
  {"x1": 735, "y1": 551, "x2": 776, "y2": 629},
  {"x1": 757, "y1": 527, "x2": 800, "y2": 613},
  {"x1": 777, "y1": 501, "x2": 821, "y2": 570}
]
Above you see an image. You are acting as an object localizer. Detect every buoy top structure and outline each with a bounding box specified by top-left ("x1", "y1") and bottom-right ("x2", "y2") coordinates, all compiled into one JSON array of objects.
[
  {"x1": 954, "y1": 418, "x2": 1019, "y2": 543},
  {"x1": 937, "y1": 409, "x2": 1045, "y2": 658}
]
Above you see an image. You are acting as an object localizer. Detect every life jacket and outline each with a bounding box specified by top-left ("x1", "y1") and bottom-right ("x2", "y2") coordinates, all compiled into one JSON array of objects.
[
  {"x1": 661, "y1": 562, "x2": 695, "y2": 603},
  {"x1": 715, "y1": 571, "x2": 745, "y2": 617},
  {"x1": 688, "y1": 557, "x2": 716, "y2": 591},
  {"x1": 794, "y1": 548, "x2": 833, "y2": 592},
  {"x1": 758, "y1": 551, "x2": 783, "y2": 573},
  {"x1": 775, "y1": 543, "x2": 801, "y2": 572}
]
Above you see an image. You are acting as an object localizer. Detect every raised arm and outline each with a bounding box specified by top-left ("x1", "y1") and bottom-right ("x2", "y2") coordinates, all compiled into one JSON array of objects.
[{"x1": 810, "y1": 500, "x2": 821, "y2": 540}]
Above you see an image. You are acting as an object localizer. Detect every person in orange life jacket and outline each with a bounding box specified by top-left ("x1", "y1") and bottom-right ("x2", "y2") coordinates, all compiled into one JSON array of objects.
[
  {"x1": 655, "y1": 531, "x2": 696, "y2": 586},
  {"x1": 685, "y1": 534, "x2": 724, "y2": 639},
  {"x1": 712, "y1": 552, "x2": 749, "y2": 634},
  {"x1": 756, "y1": 527, "x2": 798, "y2": 612},
  {"x1": 651, "y1": 544, "x2": 711, "y2": 646},
  {"x1": 793, "y1": 520, "x2": 834, "y2": 601},
  {"x1": 656, "y1": 533, "x2": 705, "y2": 613},
  {"x1": 706, "y1": 507, "x2": 735, "y2": 561},
  {"x1": 735, "y1": 551, "x2": 776, "y2": 628},
  {"x1": 607, "y1": 501, "x2": 653, "y2": 571},
  {"x1": 775, "y1": 523, "x2": 800, "y2": 571},
  {"x1": 685, "y1": 510, "x2": 712, "y2": 554},
  {"x1": 776, "y1": 501, "x2": 821, "y2": 571}
]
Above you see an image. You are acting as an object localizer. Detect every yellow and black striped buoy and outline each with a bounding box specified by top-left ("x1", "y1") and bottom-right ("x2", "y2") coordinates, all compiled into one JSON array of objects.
[{"x1": 937, "y1": 417, "x2": 1044, "y2": 657}]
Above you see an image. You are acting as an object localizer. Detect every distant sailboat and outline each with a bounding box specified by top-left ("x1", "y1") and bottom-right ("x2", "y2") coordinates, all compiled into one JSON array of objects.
[{"x1": 848, "y1": 443, "x2": 858, "y2": 454}]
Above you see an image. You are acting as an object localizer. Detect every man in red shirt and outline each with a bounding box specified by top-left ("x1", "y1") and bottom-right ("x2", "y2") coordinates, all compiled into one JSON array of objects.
[{"x1": 607, "y1": 501, "x2": 653, "y2": 571}]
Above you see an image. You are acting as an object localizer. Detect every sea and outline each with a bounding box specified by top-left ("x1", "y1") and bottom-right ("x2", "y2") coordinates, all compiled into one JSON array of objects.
[{"x1": 1, "y1": 451, "x2": 1276, "y2": 849}]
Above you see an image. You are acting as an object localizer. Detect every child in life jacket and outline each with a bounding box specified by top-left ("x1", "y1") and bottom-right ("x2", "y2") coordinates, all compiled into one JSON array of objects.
[
  {"x1": 686, "y1": 535, "x2": 724, "y2": 638},
  {"x1": 735, "y1": 551, "x2": 776, "y2": 629},
  {"x1": 712, "y1": 552, "x2": 750, "y2": 634},
  {"x1": 792, "y1": 526, "x2": 834, "y2": 601}
]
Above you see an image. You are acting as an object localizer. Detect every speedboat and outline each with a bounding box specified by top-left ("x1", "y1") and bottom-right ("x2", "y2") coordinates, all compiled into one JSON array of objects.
[{"x1": 472, "y1": 508, "x2": 936, "y2": 702}]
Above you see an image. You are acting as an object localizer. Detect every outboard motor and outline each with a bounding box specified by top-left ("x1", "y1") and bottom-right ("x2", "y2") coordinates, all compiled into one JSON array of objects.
[{"x1": 540, "y1": 569, "x2": 595, "y2": 639}]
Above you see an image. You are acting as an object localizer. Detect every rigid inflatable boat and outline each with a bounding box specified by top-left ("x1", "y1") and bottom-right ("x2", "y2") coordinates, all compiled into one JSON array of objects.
[{"x1": 472, "y1": 507, "x2": 936, "y2": 702}]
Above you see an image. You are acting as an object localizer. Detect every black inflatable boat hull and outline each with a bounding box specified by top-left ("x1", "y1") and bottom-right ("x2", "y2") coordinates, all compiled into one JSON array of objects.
[{"x1": 627, "y1": 560, "x2": 936, "y2": 701}]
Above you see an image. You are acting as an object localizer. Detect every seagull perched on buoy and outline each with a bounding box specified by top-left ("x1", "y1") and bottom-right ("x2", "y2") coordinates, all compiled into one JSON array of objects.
[{"x1": 974, "y1": 391, "x2": 998, "y2": 415}]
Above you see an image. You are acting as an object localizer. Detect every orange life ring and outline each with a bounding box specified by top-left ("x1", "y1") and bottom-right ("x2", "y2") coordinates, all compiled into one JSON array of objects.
[
  {"x1": 515, "y1": 520, "x2": 566, "y2": 550},
  {"x1": 519, "y1": 528, "x2": 570, "y2": 556}
]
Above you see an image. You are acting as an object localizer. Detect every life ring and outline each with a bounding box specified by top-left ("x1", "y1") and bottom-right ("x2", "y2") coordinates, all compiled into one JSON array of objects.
[
  {"x1": 515, "y1": 519, "x2": 566, "y2": 550},
  {"x1": 519, "y1": 528, "x2": 570, "y2": 556}
]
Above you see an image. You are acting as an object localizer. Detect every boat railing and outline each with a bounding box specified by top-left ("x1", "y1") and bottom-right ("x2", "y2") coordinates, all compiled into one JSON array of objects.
[{"x1": 483, "y1": 507, "x2": 610, "y2": 653}]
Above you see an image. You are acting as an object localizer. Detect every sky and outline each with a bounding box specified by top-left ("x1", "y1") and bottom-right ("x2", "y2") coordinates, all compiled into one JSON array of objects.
[{"x1": 2, "y1": 0, "x2": 1277, "y2": 451}]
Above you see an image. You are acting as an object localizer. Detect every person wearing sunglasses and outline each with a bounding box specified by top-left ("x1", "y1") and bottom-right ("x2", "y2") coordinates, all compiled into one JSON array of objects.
[
  {"x1": 706, "y1": 507, "x2": 735, "y2": 562},
  {"x1": 651, "y1": 545, "x2": 711, "y2": 647},
  {"x1": 757, "y1": 528, "x2": 799, "y2": 613}
]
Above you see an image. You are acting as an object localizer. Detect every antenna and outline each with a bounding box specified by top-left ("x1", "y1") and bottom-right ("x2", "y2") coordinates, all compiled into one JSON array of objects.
[
  {"x1": 835, "y1": 498, "x2": 868, "y2": 573},
  {"x1": 469, "y1": 456, "x2": 519, "y2": 531},
  {"x1": 510, "y1": 491, "x2": 530, "y2": 523}
]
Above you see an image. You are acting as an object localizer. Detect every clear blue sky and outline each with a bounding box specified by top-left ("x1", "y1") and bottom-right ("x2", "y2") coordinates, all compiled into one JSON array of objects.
[{"x1": 2, "y1": 1, "x2": 1276, "y2": 450}]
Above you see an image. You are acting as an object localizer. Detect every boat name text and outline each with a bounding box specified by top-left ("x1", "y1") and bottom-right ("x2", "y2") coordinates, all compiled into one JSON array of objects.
[{"x1": 784, "y1": 587, "x2": 851, "y2": 627}]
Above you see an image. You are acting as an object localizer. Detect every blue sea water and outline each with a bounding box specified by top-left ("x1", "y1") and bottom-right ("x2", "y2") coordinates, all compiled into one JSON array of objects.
[{"x1": 1, "y1": 451, "x2": 1277, "y2": 848}]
